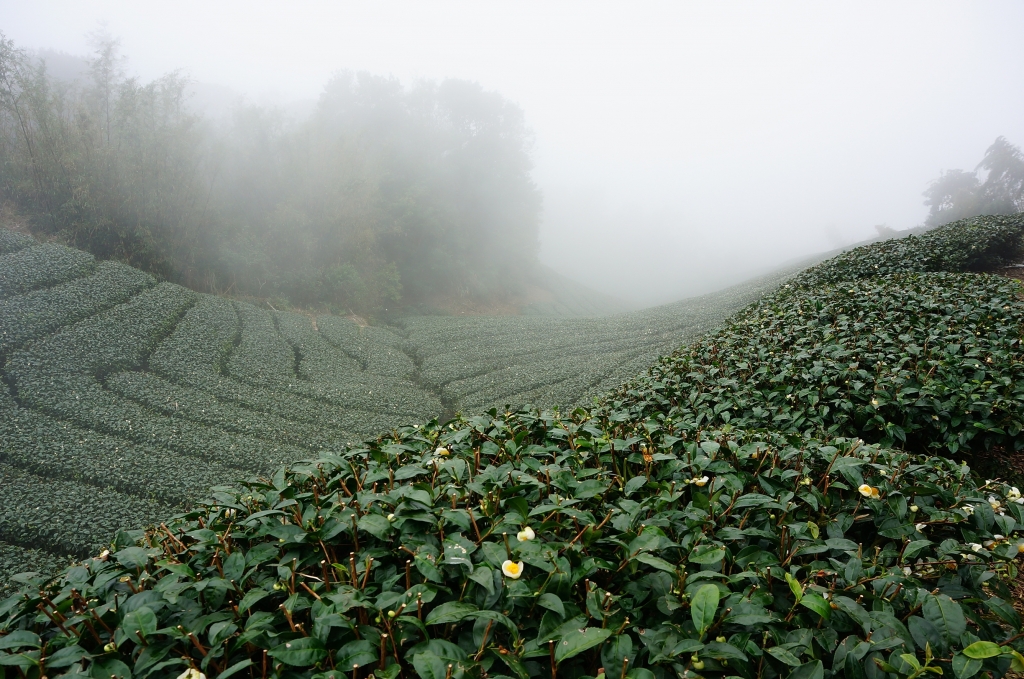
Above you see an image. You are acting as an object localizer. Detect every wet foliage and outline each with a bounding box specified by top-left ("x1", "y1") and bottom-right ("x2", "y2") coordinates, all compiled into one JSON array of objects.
[
  {"x1": 1, "y1": 417, "x2": 1022, "y2": 679},
  {"x1": 2, "y1": 215, "x2": 1024, "y2": 677},
  {"x1": 0, "y1": 237, "x2": 774, "y2": 596}
]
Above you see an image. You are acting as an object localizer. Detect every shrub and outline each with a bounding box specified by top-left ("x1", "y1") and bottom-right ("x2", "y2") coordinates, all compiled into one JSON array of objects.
[
  {"x1": 610, "y1": 272, "x2": 1024, "y2": 458},
  {"x1": 792, "y1": 214, "x2": 1024, "y2": 289},
  {"x1": 1, "y1": 415, "x2": 1021, "y2": 678},
  {"x1": 0, "y1": 261, "x2": 153, "y2": 353},
  {"x1": 0, "y1": 244, "x2": 95, "y2": 299},
  {"x1": 0, "y1": 230, "x2": 36, "y2": 255}
]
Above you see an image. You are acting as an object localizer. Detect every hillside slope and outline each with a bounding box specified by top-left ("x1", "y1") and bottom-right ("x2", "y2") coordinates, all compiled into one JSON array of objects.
[
  {"x1": 0, "y1": 229, "x2": 787, "y2": 588},
  {"x1": 2, "y1": 215, "x2": 1023, "y2": 679}
]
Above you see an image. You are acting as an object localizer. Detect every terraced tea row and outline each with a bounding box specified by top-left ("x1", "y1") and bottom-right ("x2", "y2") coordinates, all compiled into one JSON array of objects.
[
  {"x1": 609, "y1": 214, "x2": 1024, "y2": 475},
  {"x1": 0, "y1": 261, "x2": 154, "y2": 352},
  {"x1": 0, "y1": 236, "x2": 765, "y2": 587},
  {"x1": 401, "y1": 272, "x2": 792, "y2": 412},
  {"x1": 4, "y1": 215, "x2": 1024, "y2": 677}
]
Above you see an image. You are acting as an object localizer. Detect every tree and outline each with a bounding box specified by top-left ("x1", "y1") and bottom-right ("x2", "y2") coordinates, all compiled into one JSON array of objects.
[
  {"x1": 923, "y1": 169, "x2": 980, "y2": 227},
  {"x1": 977, "y1": 135, "x2": 1024, "y2": 215},
  {"x1": 923, "y1": 137, "x2": 1024, "y2": 227},
  {"x1": 0, "y1": 32, "x2": 542, "y2": 313}
]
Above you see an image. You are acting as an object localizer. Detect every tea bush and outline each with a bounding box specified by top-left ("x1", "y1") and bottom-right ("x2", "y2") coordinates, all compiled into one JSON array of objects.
[
  {"x1": 4, "y1": 284, "x2": 298, "y2": 472},
  {"x1": 105, "y1": 371, "x2": 360, "y2": 452},
  {"x1": 0, "y1": 389, "x2": 236, "y2": 505},
  {"x1": 0, "y1": 262, "x2": 154, "y2": 353},
  {"x1": 1, "y1": 414, "x2": 1021, "y2": 679},
  {"x1": 792, "y1": 214, "x2": 1024, "y2": 289},
  {"x1": 315, "y1": 316, "x2": 417, "y2": 381},
  {"x1": 0, "y1": 461, "x2": 171, "y2": 558},
  {"x1": 610, "y1": 272, "x2": 1024, "y2": 458},
  {"x1": 0, "y1": 245, "x2": 95, "y2": 299},
  {"x1": 400, "y1": 277, "x2": 775, "y2": 414},
  {"x1": 0, "y1": 230, "x2": 36, "y2": 255},
  {"x1": 284, "y1": 315, "x2": 437, "y2": 418},
  {"x1": 147, "y1": 295, "x2": 241, "y2": 384},
  {"x1": 228, "y1": 306, "x2": 302, "y2": 388},
  {"x1": 0, "y1": 544, "x2": 70, "y2": 599}
]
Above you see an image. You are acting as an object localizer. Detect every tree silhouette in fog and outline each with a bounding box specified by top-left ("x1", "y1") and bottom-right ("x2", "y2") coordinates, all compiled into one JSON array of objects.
[
  {"x1": 924, "y1": 136, "x2": 1024, "y2": 227},
  {"x1": 0, "y1": 33, "x2": 541, "y2": 313}
]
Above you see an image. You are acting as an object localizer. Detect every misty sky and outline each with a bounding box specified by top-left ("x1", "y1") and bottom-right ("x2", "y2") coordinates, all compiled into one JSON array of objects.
[{"x1": 6, "y1": 2, "x2": 1024, "y2": 306}]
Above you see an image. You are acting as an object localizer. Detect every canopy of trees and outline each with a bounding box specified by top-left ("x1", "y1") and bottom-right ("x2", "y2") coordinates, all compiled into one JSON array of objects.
[
  {"x1": 923, "y1": 136, "x2": 1024, "y2": 227},
  {"x1": 0, "y1": 33, "x2": 541, "y2": 312}
]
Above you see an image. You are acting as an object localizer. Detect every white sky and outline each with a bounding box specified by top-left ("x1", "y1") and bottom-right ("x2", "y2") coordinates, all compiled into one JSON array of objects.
[{"x1": 5, "y1": 1, "x2": 1024, "y2": 305}]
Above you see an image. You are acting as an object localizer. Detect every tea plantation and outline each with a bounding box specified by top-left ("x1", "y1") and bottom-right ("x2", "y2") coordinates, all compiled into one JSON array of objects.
[
  {"x1": 0, "y1": 228, "x2": 779, "y2": 594},
  {"x1": 2, "y1": 215, "x2": 1024, "y2": 679}
]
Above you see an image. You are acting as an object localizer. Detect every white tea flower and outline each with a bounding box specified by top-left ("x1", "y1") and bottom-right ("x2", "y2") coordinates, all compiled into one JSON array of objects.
[{"x1": 501, "y1": 560, "x2": 524, "y2": 579}]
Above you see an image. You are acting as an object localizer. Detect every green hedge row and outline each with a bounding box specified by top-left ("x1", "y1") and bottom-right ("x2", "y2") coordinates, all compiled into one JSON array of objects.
[
  {"x1": 281, "y1": 314, "x2": 437, "y2": 418},
  {"x1": 400, "y1": 280, "x2": 767, "y2": 413},
  {"x1": 222, "y1": 307, "x2": 438, "y2": 419},
  {"x1": 148, "y1": 299, "x2": 411, "y2": 440},
  {"x1": 0, "y1": 542, "x2": 71, "y2": 599},
  {"x1": 227, "y1": 305, "x2": 301, "y2": 387},
  {"x1": 0, "y1": 462, "x2": 170, "y2": 558},
  {"x1": 0, "y1": 388, "x2": 239, "y2": 506},
  {"x1": 105, "y1": 371, "x2": 356, "y2": 452},
  {"x1": 5, "y1": 284, "x2": 296, "y2": 472},
  {"x1": 0, "y1": 230, "x2": 36, "y2": 255},
  {"x1": 5, "y1": 283, "x2": 195, "y2": 379},
  {"x1": 315, "y1": 315, "x2": 417, "y2": 380},
  {"x1": 0, "y1": 261, "x2": 153, "y2": 353},
  {"x1": 146, "y1": 295, "x2": 240, "y2": 384},
  {"x1": 792, "y1": 214, "x2": 1024, "y2": 289},
  {"x1": 0, "y1": 244, "x2": 95, "y2": 299}
]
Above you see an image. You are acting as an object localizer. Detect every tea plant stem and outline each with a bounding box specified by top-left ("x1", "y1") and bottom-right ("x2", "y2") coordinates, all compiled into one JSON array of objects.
[{"x1": 473, "y1": 620, "x2": 494, "y2": 660}]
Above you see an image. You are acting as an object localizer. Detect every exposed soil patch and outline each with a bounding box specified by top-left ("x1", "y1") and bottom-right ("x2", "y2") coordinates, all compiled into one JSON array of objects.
[{"x1": 993, "y1": 263, "x2": 1024, "y2": 281}]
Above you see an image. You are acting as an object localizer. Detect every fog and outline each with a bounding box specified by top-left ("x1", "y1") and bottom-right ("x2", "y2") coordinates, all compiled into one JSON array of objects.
[{"x1": 5, "y1": 1, "x2": 1024, "y2": 307}]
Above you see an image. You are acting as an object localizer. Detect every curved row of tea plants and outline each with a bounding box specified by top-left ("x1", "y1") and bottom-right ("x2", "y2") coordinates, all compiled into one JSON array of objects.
[
  {"x1": 0, "y1": 244, "x2": 96, "y2": 299},
  {"x1": 0, "y1": 462, "x2": 171, "y2": 560},
  {"x1": 0, "y1": 231, "x2": 761, "y2": 595},
  {"x1": 2, "y1": 215, "x2": 1023, "y2": 678},
  {"x1": 608, "y1": 272, "x2": 1024, "y2": 462},
  {"x1": 0, "y1": 384, "x2": 238, "y2": 505},
  {"x1": 399, "y1": 276, "x2": 783, "y2": 414},
  {"x1": 0, "y1": 261, "x2": 154, "y2": 353},
  {"x1": 791, "y1": 214, "x2": 1024, "y2": 288},
  {"x1": 0, "y1": 229, "x2": 36, "y2": 255}
]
